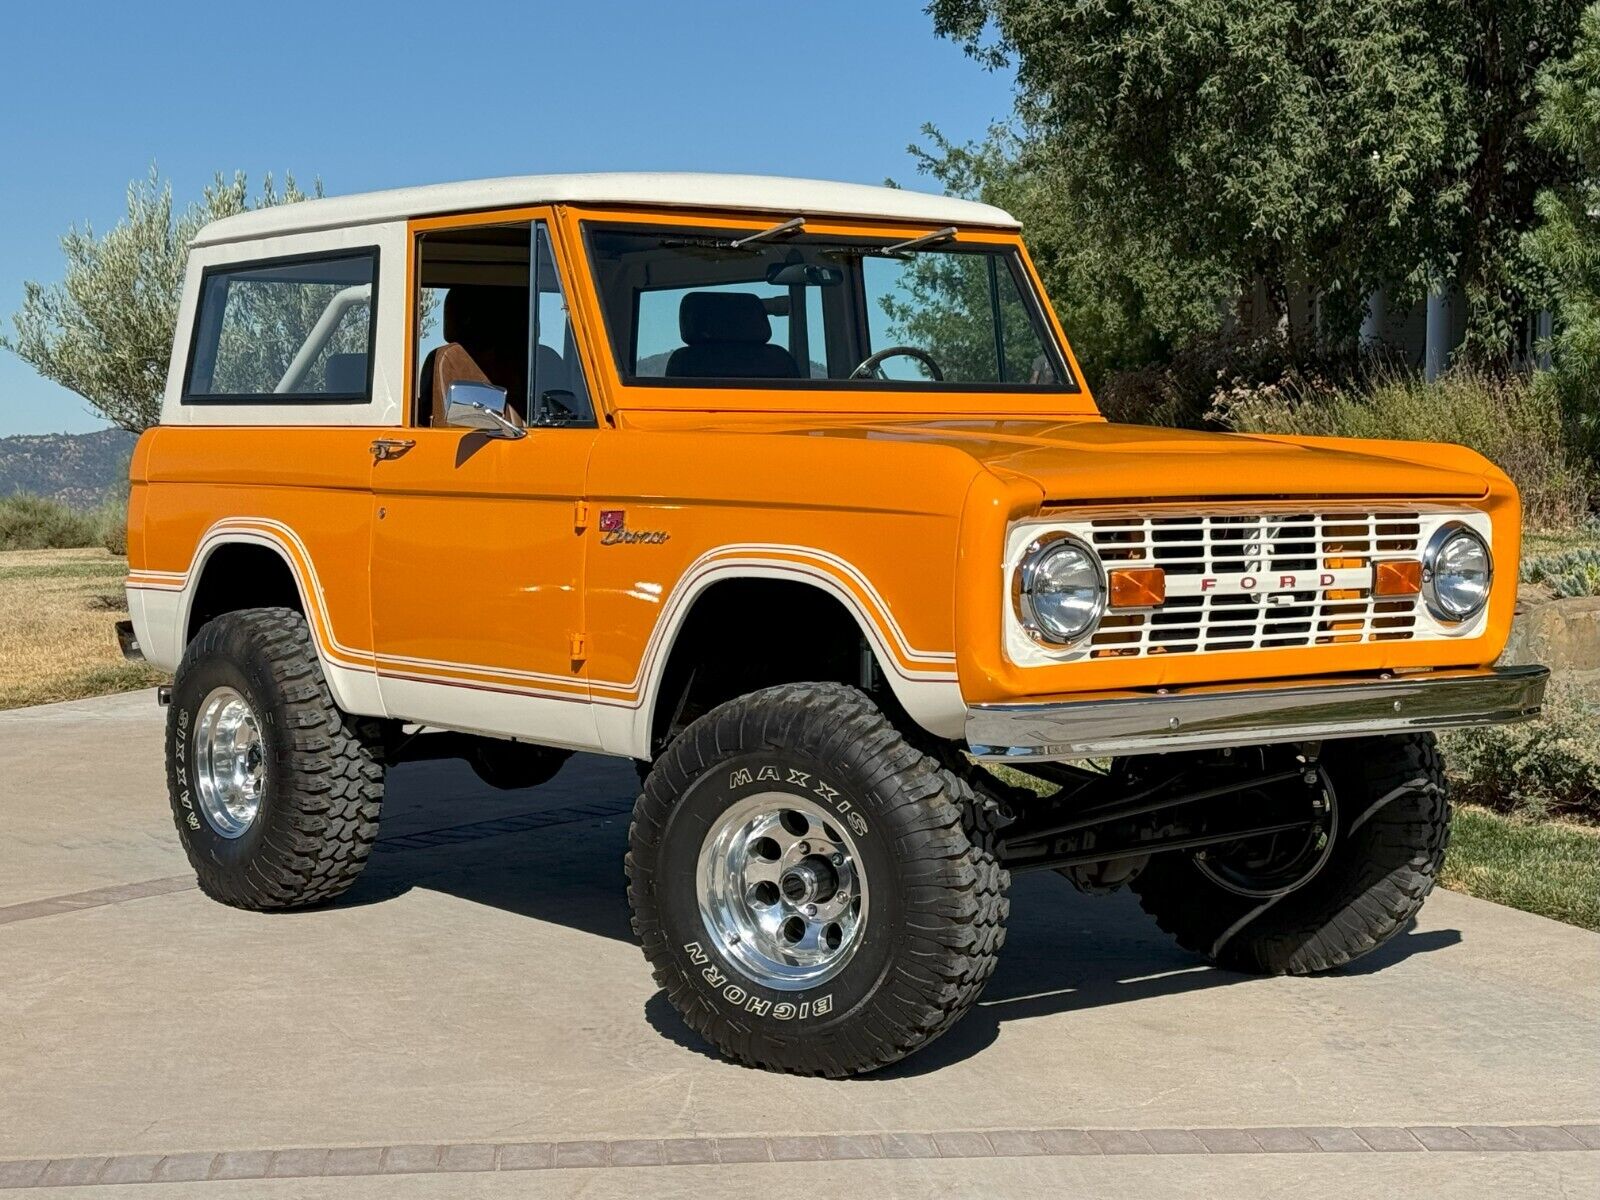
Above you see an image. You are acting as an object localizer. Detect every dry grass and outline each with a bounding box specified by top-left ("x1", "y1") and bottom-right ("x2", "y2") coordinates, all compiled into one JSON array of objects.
[{"x1": 0, "y1": 548, "x2": 166, "y2": 710}]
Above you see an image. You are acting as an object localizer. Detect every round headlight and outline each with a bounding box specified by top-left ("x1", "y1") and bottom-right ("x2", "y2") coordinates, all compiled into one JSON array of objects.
[
  {"x1": 1017, "y1": 536, "x2": 1105, "y2": 645},
  {"x1": 1423, "y1": 523, "x2": 1492, "y2": 622}
]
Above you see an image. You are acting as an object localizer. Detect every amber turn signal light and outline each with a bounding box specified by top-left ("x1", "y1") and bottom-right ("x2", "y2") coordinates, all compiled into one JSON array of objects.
[
  {"x1": 1109, "y1": 566, "x2": 1166, "y2": 608},
  {"x1": 1373, "y1": 559, "x2": 1423, "y2": 596}
]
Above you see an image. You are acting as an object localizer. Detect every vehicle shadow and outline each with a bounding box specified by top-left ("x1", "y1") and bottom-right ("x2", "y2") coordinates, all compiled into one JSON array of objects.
[
  {"x1": 341, "y1": 754, "x2": 1462, "y2": 1074},
  {"x1": 644, "y1": 900, "x2": 1461, "y2": 1078},
  {"x1": 339, "y1": 755, "x2": 644, "y2": 942}
]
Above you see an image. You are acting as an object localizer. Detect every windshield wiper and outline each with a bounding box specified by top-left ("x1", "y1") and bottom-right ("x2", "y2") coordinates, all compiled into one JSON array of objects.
[
  {"x1": 730, "y1": 216, "x2": 806, "y2": 249},
  {"x1": 880, "y1": 226, "x2": 958, "y2": 256}
]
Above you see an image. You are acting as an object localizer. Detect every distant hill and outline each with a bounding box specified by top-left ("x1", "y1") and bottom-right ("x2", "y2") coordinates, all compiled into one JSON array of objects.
[{"x1": 0, "y1": 428, "x2": 138, "y2": 509}]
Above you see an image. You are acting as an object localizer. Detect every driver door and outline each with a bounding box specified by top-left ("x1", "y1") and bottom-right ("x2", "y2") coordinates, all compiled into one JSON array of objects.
[{"x1": 369, "y1": 215, "x2": 601, "y2": 751}]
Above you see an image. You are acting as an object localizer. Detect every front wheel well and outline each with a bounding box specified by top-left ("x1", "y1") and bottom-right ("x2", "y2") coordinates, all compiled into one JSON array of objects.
[
  {"x1": 185, "y1": 543, "x2": 304, "y2": 645},
  {"x1": 646, "y1": 579, "x2": 884, "y2": 758}
]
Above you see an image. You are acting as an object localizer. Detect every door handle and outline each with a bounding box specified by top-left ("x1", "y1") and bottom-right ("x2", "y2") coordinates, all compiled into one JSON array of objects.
[{"x1": 371, "y1": 438, "x2": 416, "y2": 462}]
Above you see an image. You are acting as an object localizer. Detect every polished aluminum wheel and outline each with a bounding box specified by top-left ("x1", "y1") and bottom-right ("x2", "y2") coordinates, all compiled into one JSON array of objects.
[
  {"x1": 193, "y1": 686, "x2": 265, "y2": 839},
  {"x1": 697, "y1": 792, "x2": 868, "y2": 990}
]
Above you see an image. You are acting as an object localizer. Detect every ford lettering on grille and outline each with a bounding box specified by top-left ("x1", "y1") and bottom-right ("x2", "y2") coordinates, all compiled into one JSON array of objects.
[{"x1": 1084, "y1": 511, "x2": 1429, "y2": 657}]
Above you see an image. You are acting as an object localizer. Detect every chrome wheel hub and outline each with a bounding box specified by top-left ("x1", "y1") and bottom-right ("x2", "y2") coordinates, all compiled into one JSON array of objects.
[
  {"x1": 193, "y1": 686, "x2": 265, "y2": 839},
  {"x1": 697, "y1": 792, "x2": 868, "y2": 991}
]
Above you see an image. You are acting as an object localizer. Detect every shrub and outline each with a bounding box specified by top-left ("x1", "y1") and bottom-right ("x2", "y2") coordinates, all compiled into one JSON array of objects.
[
  {"x1": 0, "y1": 494, "x2": 126, "y2": 552},
  {"x1": 101, "y1": 519, "x2": 128, "y2": 557},
  {"x1": 1523, "y1": 546, "x2": 1600, "y2": 596},
  {"x1": 1211, "y1": 369, "x2": 1595, "y2": 529},
  {"x1": 1441, "y1": 679, "x2": 1600, "y2": 823},
  {"x1": 0, "y1": 495, "x2": 106, "y2": 550},
  {"x1": 1096, "y1": 332, "x2": 1352, "y2": 430}
]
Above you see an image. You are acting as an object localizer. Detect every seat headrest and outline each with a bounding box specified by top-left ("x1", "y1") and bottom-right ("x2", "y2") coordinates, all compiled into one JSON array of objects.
[
  {"x1": 679, "y1": 291, "x2": 772, "y2": 345},
  {"x1": 443, "y1": 285, "x2": 529, "y2": 346},
  {"x1": 323, "y1": 353, "x2": 367, "y2": 394}
]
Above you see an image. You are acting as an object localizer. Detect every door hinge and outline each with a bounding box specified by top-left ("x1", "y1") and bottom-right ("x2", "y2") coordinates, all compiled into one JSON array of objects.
[
  {"x1": 569, "y1": 632, "x2": 587, "y2": 662},
  {"x1": 573, "y1": 500, "x2": 589, "y2": 532}
]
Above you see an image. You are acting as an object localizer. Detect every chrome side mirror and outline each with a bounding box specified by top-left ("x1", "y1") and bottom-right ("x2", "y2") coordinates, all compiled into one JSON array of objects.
[{"x1": 445, "y1": 380, "x2": 526, "y2": 439}]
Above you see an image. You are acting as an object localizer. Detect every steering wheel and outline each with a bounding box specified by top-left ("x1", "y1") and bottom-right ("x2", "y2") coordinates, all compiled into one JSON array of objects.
[{"x1": 848, "y1": 345, "x2": 945, "y2": 382}]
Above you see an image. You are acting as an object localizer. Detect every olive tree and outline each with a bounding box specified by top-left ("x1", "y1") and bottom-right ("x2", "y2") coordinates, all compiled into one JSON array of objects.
[{"x1": 3, "y1": 171, "x2": 320, "y2": 432}]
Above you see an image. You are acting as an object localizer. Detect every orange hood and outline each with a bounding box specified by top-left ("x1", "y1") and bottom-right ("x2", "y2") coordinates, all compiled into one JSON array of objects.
[{"x1": 775, "y1": 417, "x2": 1498, "y2": 504}]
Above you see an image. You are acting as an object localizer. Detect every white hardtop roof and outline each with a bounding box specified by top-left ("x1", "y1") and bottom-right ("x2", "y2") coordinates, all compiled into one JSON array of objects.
[{"x1": 191, "y1": 172, "x2": 1020, "y2": 247}]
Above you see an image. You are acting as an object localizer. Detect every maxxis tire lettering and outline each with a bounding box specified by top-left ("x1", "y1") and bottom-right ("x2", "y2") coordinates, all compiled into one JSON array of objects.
[
  {"x1": 173, "y1": 707, "x2": 198, "y2": 829},
  {"x1": 725, "y1": 764, "x2": 867, "y2": 837}
]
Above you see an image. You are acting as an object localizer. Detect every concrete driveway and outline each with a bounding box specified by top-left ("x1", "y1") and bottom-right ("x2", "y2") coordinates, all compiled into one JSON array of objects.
[{"x1": 1, "y1": 690, "x2": 1596, "y2": 1198}]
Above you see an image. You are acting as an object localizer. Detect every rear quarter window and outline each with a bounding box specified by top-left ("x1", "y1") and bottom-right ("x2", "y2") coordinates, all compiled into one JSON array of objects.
[{"x1": 183, "y1": 248, "x2": 379, "y2": 403}]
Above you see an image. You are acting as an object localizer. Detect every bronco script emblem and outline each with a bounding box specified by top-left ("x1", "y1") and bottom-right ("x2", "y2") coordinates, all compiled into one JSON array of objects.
[{"x1": 598, "y1": 509, "x2": 669, "y2": 545}]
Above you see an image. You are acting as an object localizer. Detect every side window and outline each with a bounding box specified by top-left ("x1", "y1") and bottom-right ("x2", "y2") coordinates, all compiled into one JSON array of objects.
[
  {"x1": 411, "y1": 222, "x2": 592, "y2": 427},
  {"x1": 184, "y1": 249, "x2": 377, "y2": 401},
  {"x1": 531, "y1": 223, "x2": 593, "y2": 425},
  {"x1": 994, "y1": 261, "x2": 1058, "y2": 385}
]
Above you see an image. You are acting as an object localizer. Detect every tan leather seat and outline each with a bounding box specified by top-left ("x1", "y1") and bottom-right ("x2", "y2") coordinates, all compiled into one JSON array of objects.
[
  {"x1": 424, "y1": 343, "x2": 496, "y2": 428},
  {"x1": 419, "y1": 286, "x2": 530, "y2": 428}
]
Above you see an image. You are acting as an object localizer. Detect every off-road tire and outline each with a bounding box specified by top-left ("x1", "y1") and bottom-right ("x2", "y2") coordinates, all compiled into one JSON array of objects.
[
  {"x1": 627, "y1": 683, "x2": 1008, "y2": 1076},
  {"x1": 466, "y1": 741, "x2": 571, "y2": 791},
  {"x1": 1131, "y1": 734, "x2": 1450, "y2": 974},
  {"x1": 166, "y1": 607, "x2": 384, "y2": 910}
]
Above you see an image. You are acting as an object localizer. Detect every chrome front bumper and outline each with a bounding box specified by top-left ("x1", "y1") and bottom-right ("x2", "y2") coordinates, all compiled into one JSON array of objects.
[{"x1": 966, "y1": 665, "x2": 1549, "y2": 762}]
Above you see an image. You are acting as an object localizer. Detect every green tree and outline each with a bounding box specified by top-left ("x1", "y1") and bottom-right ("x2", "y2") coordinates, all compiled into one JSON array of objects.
[
  {"x1": 927, "y1": 0, "x2": 1584, "y2": 370},
  {"x1": 3, "y1": 170, "x2": 320, "y2": 432},
  {"x1": 905, "y1": 123, "x2": 1215, "y2": 383},
  {"x1": 878, "y1": 250, "x2": 1001, "y2": 381},
  {"x1": 1527, "y1": 3, "x2": 1600, "y2": 459}
]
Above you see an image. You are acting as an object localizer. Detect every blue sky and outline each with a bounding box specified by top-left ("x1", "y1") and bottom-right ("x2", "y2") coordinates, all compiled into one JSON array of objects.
[{"x1": 0, "y1": 1, "x2": 1015, "y2": 436}]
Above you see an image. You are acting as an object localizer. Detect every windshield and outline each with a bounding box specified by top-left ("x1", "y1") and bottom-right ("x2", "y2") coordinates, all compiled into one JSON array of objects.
[{"x1": 583, "y1": 224, "x2": 1074, "y2": 391}]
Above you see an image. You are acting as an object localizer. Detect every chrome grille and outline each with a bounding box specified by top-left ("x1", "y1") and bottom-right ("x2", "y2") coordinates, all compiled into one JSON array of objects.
[{"x1": 1085, "y1": 511, "x2": 1424, "y2": 658}]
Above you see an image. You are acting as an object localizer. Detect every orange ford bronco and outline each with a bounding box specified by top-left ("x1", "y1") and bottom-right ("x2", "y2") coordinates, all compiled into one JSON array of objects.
[{"x1": 120, "y1": 173, "x2": 1547, "y2": 1076}]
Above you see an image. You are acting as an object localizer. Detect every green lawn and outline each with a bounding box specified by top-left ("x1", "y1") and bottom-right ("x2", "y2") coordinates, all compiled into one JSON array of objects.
[{"x1": 1440, "y1": 806, "x2": 1600, "y2": 931}]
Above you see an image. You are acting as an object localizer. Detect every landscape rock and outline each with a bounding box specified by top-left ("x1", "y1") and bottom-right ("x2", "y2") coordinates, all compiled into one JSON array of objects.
[{"x1": 1502, "y1": 595, "x2": 1600, "y2": 673}]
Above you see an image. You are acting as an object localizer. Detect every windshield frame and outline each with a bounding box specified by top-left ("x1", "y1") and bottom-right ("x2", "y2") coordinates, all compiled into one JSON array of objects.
[{"x1": 562, "y1": 207, "x2": 1098, "y2": 417}]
